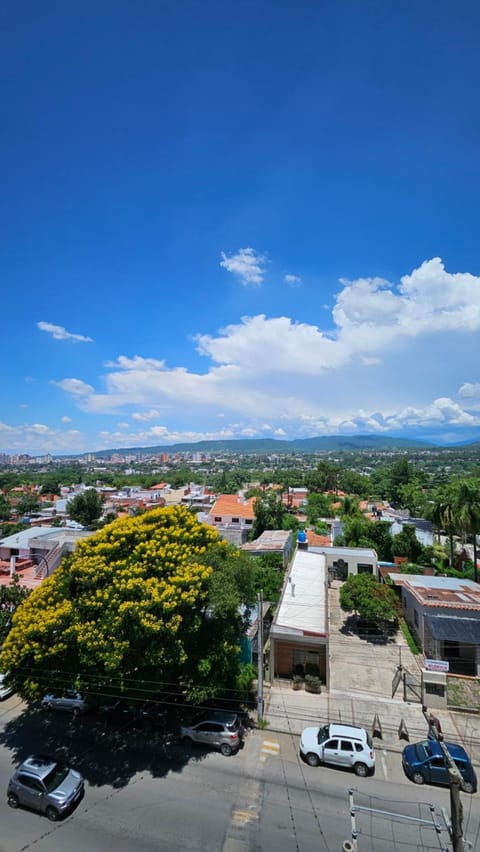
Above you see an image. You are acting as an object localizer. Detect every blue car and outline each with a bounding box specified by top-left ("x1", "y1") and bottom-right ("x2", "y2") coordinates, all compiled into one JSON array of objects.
[{"x1": 402, "y1": 740, "x2": 477, "y2": 793}]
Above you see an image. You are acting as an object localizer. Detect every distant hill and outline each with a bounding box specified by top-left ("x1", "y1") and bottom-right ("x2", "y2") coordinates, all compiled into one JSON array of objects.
[{"x1": 90, "y1": 434, "x2": 434, "y2": 458}]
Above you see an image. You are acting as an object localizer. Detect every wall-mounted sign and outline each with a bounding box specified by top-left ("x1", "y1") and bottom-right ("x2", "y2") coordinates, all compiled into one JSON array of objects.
[{"x1": 424, "y1": 659, "x2": 449, "y2": 673}]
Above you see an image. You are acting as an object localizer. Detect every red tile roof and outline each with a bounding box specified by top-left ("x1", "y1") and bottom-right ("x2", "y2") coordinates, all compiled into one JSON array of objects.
[{"x1": 210, "y1": 494, "x2": 256, "y2": 520}]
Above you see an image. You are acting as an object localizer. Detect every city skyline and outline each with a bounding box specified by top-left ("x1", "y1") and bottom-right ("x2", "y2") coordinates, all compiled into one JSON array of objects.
[{"x1": 2, "y1": 2, "x2": 480, "y2": 455}]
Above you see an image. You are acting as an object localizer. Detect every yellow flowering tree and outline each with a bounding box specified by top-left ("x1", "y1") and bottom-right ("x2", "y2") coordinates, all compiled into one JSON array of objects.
[{"x1": 0, "y1": 505, "x2": 251, "y2": 700}]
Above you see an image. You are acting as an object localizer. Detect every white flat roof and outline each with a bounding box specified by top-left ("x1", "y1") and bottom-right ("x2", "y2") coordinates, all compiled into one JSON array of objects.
[{"x1": 272, "y1": 549, "x2": 327, "y2": 637}]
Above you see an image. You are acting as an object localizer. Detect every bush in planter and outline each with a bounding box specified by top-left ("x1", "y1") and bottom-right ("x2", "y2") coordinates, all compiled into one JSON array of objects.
[
  {"x1": 305, "y1": 675, "x2": 322, "y2": 694},
  {"x1": 292, "y1": 674, "x2": 304, "y2": 690}
]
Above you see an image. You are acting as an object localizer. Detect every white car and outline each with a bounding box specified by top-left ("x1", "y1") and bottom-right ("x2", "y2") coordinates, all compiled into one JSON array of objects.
[
  {"x1": 0, "y1": 672, "x2": 14, "y2": 700},
  {"x1": 300, "y1": 723, "x2": 375, "y2": 776},
  {"x1": 41, "y1": 690, "x2": 87, "y2": 716}
]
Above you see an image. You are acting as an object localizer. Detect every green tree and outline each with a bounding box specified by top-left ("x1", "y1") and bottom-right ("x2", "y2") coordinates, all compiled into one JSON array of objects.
[
  {"x1": 428, "y1": 487, "x2": 458, "y2": 567},
  {"x1": 0, "y1": 495, "x2": 11, "y2": 521},
  {"x1": 0, "y1": 506, "x2": 253, "y2": 700},
  {"x1": 454, "y1": 479, "x2": 480, "y2": 583},
  {"x1": 67, "y1": 489, "x2": 103, "y2": 527},
  {"x1": 250, "y1": 491, "x2": 287, "y2": 539},
  {"x1": 391, "y1": 524, "x2": 425, "y2": 564},
  {"x1": 0, "y1": 576, "x2": 31, "y2": 643},
  {"x1": 339, "y1": 573, "x2": 398, "y2": 625},
  {"x1": 305, "y1": 492, "x2": 333, "y2": 525},
  {"x1": 15, "y1": 494, "x2": 40, "y2": 515}
]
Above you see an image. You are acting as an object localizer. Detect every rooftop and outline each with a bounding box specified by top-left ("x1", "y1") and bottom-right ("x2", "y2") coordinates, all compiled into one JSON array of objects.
[
  {"x1": 389, "y1": 573, "x2": 480, "y2": 609},
  {"x1": 272, "y1": 549, "x2": 327, "y2": 638}
]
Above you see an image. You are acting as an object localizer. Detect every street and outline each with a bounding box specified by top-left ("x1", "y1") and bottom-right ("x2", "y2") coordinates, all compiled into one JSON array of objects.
[{"x1": 1, "y1": 696, "x2": 479, "y2": 852}]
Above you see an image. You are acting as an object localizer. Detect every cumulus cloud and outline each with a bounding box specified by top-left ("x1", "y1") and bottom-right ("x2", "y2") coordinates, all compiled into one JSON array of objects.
[
  {"x1": 61, "y1": 416, "x2": 72, "y2": 423},
  {"x1": 46, "y1": 257, "x2": 480, "y2": 446},
  {"x1": 37, "y1": 322, "x2": 93, "y2": 343},
  {"x1": 220, "y1": 248, "x2": 266, "y2": 286},
  {"x1": 284, "y1": 274, "x2": 302, "y2": 287},
  {"x1": 459, "y1": 383, "x2": 480, "y2": 399}
]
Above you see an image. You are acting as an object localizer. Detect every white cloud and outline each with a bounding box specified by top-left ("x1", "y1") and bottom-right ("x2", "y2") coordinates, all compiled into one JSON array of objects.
[
  {"x1": 61, "y1": 416, "x2": 72, "y2": 423},
  {"x1": 131, "y1": 409, "x2": 160, "y2": 421},
  {"x1": 37, "y1": 321, "x2": 93, "y2": 343},
  {"x1": 459, "y1": 382, "x2": 480, "y2": 399},
  {"x1": 41, "y1": 257, "x2": 480, "y2": 448},
  {"x1": 220, "y1": 248, "x2": 266, "y2": 286},
  {"x1": 52, "y1": 378, "x2": 94, "y2": 396},
  {"x1": 284, "y1": 273, "x2": 302, "y2": 287}
]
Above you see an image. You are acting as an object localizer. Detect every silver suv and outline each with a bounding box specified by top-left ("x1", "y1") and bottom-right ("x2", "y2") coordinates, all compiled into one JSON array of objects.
[
  {"x1": 180, "y1": 711, "x2": 244, "y2": 756},
  {"x1": 41, "y1": 690, "x2": 87, "y2": 716},
  {"x1": 300, "y1": 723, "x2": 375, "y2": 776},
  {"x1": 7, "y1": 755, "x2": 84, "y2": 821}
]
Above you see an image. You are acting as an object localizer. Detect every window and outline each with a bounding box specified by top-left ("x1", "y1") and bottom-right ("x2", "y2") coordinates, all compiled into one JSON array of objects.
[
  {"x1": 245, "y1": 519, "x2": 252, "y2": 525},
  {"x1": 325, "y1": 739, "x2": 338, "y2": 750},
  {"x1": 214, "y1": 517, "x2": 221, "y2": 523},
  {"x1": 425, "y1": 682, "x2": 445, "y2": 697},
  {"x1": 340, "y1": 740, "x2": 354, "y2": 752},
  {"x1": 354, "y1": 743, "x2": 363, "y2": 753},
  {"x1": 357, "y1": 564, "x2": 373, "y2": 574},
  {"x1": 232, "y1": 517, "x2": 239, "y2": 524}
]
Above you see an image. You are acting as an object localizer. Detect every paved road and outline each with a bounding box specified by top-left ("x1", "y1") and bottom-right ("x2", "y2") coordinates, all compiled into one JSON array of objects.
[{"x1": 1, "y1": 697, "x2": 480, "y2": 851}]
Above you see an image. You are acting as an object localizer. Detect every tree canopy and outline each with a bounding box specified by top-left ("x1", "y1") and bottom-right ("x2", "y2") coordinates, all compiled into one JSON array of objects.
[
  {"x1": 339, "y1": 573, "x2": 398, "y2": 625},
  {"x1": 0, "y1": 506, "x2": 259, "y2": 700},
  {"x1": 67, "y1": 488, "x2": 103, "y2": 527}
]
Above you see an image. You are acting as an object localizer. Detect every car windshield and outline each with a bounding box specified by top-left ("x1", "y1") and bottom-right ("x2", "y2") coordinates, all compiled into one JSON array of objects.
[
  {"x1": 43, "y1": 764, "x2": 70, "y2": 793},
  {"x1": 317, "y1": 725, "x2": 329, "y2": 744}
]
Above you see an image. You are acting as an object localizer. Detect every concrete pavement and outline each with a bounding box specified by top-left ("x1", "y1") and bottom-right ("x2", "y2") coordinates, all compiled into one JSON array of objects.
[{"x1": 264, "y1": 583, "x2": 480, "y2": 764}]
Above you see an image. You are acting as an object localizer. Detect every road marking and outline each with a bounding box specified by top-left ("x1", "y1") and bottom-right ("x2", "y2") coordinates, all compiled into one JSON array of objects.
[
  {"x1": 261, "y1": 739, "x2": 280, "y2": 755},
  {"x1": 381, "y1": 751, "x2": 388, "y2": 779},
  {"x1": 232, "y1": 808, "x2": 259, "y2": 824}
]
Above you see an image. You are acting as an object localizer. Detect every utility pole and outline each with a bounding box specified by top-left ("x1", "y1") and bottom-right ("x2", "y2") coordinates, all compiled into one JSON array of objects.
[
  {"x1": 257, "y1": 589, "x2": 264, "y2": 723},
  {"x1": 422, "y1": 706, "x2": 465, "y2": 852}
]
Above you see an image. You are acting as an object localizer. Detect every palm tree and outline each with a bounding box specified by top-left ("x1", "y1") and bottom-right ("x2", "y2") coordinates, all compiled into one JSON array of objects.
[
  {"x1": 428, "y1": 489, "x2": 458, "y2": 568},
  {"x1": 454, "y1": 480, "x2": 480, "y2": 583}
]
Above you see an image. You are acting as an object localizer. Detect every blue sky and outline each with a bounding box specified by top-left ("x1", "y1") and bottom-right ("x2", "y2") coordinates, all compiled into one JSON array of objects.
[{"x1": 2, "y1": 1, "x2": 480, "y2": 455}]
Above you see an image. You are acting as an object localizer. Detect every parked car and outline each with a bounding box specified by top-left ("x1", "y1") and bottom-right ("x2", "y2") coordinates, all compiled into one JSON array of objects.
[
  {"x1": 7, "y1": 754, "x2": 84, "y2": 821},
  {"x1": 98, "y1": 699, "x2": 167, "y2": 731},
  {"x1": 0, "y1": 672, "x2": 14, "y2": 700},
  {"x1": 41, "y1": 690, "x2": 87, "y2": 716},
  {"x1": 402, "y1": 739, "x2": 477, "y2": 793},
  {"x1": 299, "y1": 723, "x2": 376, "y2": 776},
  {"x1": 180, "y1": 711, "x2": 244, "y2": 756}
]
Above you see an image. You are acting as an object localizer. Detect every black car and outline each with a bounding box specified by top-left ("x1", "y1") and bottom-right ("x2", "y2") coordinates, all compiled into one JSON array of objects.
[{"x1": 98, "y1": 699, "x2": 166, "y2": 731}]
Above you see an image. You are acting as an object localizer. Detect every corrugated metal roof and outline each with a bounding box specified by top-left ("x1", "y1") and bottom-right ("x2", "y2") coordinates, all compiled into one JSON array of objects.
[{"x1": 426, "y1": 614, "x2": 480, "y2": 643}]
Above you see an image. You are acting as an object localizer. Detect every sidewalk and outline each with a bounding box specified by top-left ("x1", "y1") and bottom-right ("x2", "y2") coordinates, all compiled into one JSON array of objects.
[{"x1": 264, "y1": 583, "x2": 480, "y2": 764}]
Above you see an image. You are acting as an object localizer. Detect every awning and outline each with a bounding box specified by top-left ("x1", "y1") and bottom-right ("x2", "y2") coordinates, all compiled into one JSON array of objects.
[{"x1": 425, "y1": 614, "x2": 480, "y2": 644}]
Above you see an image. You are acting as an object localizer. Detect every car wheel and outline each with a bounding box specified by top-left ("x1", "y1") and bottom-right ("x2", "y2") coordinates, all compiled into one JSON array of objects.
[
  {"x1": 305, "y1": 752, "x2": 320, "y2": 767},
  {"x1": 220, "y1": 743, "x2": 233, "y2": 756},
  {"x1": 463, "y1": 781, "x2": 475, "y2": 794},
  {"x1": 412, "y1": 771, "x2": 424, "y2": 785},
  {"x1": 183, "y1": 736, "x2": 193, "y2": 748},
  {"x1": 8, "y1": 793, "x2": 19, "y2": 808},
  {"x1": 46, "y1": 806, "x2": 59, "y2": 821},
  {"x1": 354, "y1": 762, "x2": 368, "y2": 777}
]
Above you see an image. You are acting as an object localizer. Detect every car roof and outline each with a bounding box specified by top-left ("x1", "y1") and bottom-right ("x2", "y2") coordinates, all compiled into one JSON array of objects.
[
  {"x1": 428, "y1": 740, "x2": 470, "y2": 761},
  {"x1": 19, "y1": 755, "x2": 58, "y2": 779},
  {"x1": 327, "y1": 723, "x2": 368, "y2": 741}
]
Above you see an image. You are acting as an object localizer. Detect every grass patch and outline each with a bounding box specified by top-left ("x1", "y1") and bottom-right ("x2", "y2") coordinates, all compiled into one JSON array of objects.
[{"x1": 400, "y1": 619, "x2": 421, "y2": 655}]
